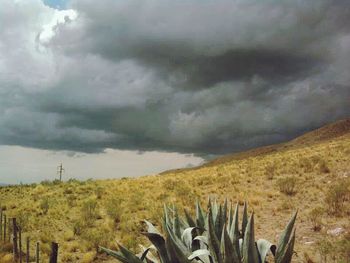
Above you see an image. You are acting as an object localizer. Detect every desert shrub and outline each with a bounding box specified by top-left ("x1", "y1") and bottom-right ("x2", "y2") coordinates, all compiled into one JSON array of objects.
[
  {"x1": 309, "y1": 207, "x2": 324, "y2": 231},
  {"x1": 16, "y1": 210, "x2": 31, "y2": 231},
  {"x1": 162, "y1": 178, "x2": 177, "y2": 190},
  {"x1": 197, "y1": 174, "x2": 214, "y2": 186},
  {"x1": 81, "y1": 198, "x2": 98, "y2": 226},
  {"x1": 335, "y1": 232, "x2": 350, "y2": 262},
  {"x1": 105, "y1": 197, "x2": 123, "y2": 227},
  {"x1": 66, "y1": 194, "x2": 77, "y2": 207},
  {"x1": 52, "y1": 179, "x2": 62, "y2": 185},
  {"x1": 94, "y1": 186, "x2": 104, "y2": 199},
  {"x1": 72, "y1": 220, "x2": 84, "y2": 236},
  {"x1": 318, "y1": 238, "x2": 334, "y2": 263},
  {"x1": 40, "y1": 180, "x2": 52, "y2": 186},
  {"x1": 40, "y1": 197, "x2": 50, "y2": 214},
  {"x1": 299, "y1": 158, "x2": 313, "y2": 173},
  {"x1": 64, "y1": 187, "x2": 74, "y2": 195},
  {"x1": 318, "y1": 159, "x2": 330, "y2": 173},
  {"x1": 277, "y1": 176, "x2": 297, "y2": 195},
  {"x1": 325, "y1": 179, "x2": 350, "y2": 215},
  {"x1": 80, "y1": 251, "x2": 96, "y2": 263},
  {"x1": 317, "y1": 233, "x2": 350, "y2": 263},
  {"x1": 265, "y1": 163, "x2": 276, "y2": 180},
  {"x1": 128, "y1": 190, "x2": 145, "y2": 212},
  {"x1": 83, "y1": 227, "x2": 112, "y2": 252}
]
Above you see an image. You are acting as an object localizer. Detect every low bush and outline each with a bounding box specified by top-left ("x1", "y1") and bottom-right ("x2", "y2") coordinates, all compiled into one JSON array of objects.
[
  {"x1": 40, "y1": 197, "x2": 50, "y2": 214},
  {"x1": 309, "y1": 207, "x2": 324, "y2": 231},
  {"x1": 277, "y1": 176, "x2": 298, "y2": 195},
  {"x1": 325, "y1": 179, "x2": 350, "y2": 216},
  {"x1": 81, "y1": 198, "x2": 98, "y2": 226},
  {"x1": 105, "y1": 197, "x2": 123, "y2": 227}
]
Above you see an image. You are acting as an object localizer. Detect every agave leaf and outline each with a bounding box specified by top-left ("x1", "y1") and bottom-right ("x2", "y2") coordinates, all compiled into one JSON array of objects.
[
  {"x1": 142, "y1": 232, "x2": 170, "y2": 263},
  {"x1": 227, "y1": 203, "x2": 233, "y2": 233},
  {"x1": 142, "y1": 220, "x2": 170, "y2": 263},
  {"x1": 241, "y1": 202, "x2": 248, "y2": 239},
  {"x1": 139, "y1": 245, "x2": 159, "y2": 263},
  {"x1": 100, "y1": 244, "x2": 145, "y2": 263},
  {"x1": 215, "y1": 205, "x2": 224, "y2": 239},
  {"x1": 188, "y1": 249, "x2": 211, "y2": 263},
  {"x1": 173, "y1": 207, "x2": 182, "y2": 239},
  {"x1": 140, "y1": 247, "x2": 151, "y2": 261},
  {"x1": 211, "y1": 199, "x2": 218, "y2": 222},
  {"x1": 256, "y1": 239, "x2": 276, "y2": 263},
  {"x1": 163, "y1": 205, "x2": 170, "y2": 228},
  {"x1": 222, "y1": 225, "x2": 240, "y2": 263},
  {"x1": 165, "y1": 223, "x2": 192, "y2": 262},
  {"x1": 229, "y1": 203, "x2": 241, "y2": 260},
  {"x1": 184, "y1": 209, "x2": 196, "y2": 227},
  {"x1": 223, "y1": 199, "x2": 228, "y2": 226},
  {"x1": 119, "y1": 243, "x2": 148, "y2": 263},
  {"x1": 181, "y1": 227, "x2": 199, "y2": 250},
  {"x1": 277, "y1": 229, "x2": 296, "y2": 263},
  {"x1": 144, "y1": 220, "x2": 162, "y2": 235},
  {"x1": 275, "y1": 211, "x2": 297, "y2": 262},
  {"x1": 196, "y1": 201, "x2": 206, "y2": 230},
  {"x1": 239, "y1": 238, "x2": 243, "y2": 257},
  {"x1": 208, "y1": 207, "x2": 223, "y2": 263},
  {"x1": 242, "y1": 213, "x2": 259, "y2": 263},
  {"x1": 100, "y1": 246, "x2": 131, "y2": 263},
  {"x1": 193, "y1": 235, "x2": 209, "y2": 247}
]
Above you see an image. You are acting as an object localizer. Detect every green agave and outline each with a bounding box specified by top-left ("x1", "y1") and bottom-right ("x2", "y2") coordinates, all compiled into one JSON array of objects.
[{"x1": 100, "y1": 200, "x2": 297, "y2": 263}]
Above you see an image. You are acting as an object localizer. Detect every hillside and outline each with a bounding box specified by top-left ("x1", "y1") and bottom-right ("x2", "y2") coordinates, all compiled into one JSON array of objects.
[
  {"x1": 203, "y1": 118, "x2": 350, "y2": 167},
  {"x1": 0, "y1": 118, "x2": 349, "y2": 262}
]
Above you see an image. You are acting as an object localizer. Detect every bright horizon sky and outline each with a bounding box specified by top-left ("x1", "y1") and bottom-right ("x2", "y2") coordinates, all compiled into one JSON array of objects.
[{"x1": 0, "y1": 146, "x2": 203, "y2": 184}]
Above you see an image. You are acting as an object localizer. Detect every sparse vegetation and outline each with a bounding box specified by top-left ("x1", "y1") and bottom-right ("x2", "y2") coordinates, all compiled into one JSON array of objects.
[
  {"x1": 277, "y1": 176, "x2": 298, "y2": 195},
  {"x1": 81, "y1": 198, "x2": 98, "y2": 226},
  {"x1": 317, "y1": 232, "x2": 350, "y2": 263},
  {"x1": 40, "y1": 197, "x2": 50, "y2": 214},
  {"x1": 309, "y1": 207, "x2": 324, "y2": 231},
  {"x1": 105, "y1": 196, "x2": 123, "y2": 227},
  {"x1": 325, "y1": 178, "x2": 350, "y2": 216},
  {"x1": 0, "y1": 123, "x2": 349, "y2": 262}
]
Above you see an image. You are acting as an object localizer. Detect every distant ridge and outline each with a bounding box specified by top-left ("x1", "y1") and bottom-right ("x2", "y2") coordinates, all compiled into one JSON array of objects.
[
  {"x1": 161, "y1": 117, "x2": 350, "y2": 173},
  {"x1": 205, "y1": 117, "x2": 350, "y2": 167},
  {"x1": 290, "y1": 118, "x2": 350, "y2": 145}
]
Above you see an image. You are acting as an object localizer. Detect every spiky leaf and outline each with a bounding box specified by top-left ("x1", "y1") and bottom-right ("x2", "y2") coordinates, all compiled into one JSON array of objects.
[
  {"x1": 277, "y1": 229, "x2": 296, "y2": 263},
  {"x1": 208, "y1": 207, "x2": 223, "y2": 263},
  {"x1": 275, "y1": 212, "x2": 297, "y2": 262},
  {"x1": 256, "y1": 239, "x2": 276, "y2": 263},
  {"x1": 241, "y1": 202, "x2": 248, "y2": 239},
  {"x1": 242, "y1": 214, "x2": 259, "y2": 263}
]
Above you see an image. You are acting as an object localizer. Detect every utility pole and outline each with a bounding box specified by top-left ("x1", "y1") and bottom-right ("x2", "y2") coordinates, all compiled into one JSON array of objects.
[{"x1": 57, "y1": 163, "x2": 65, "y2": 181}]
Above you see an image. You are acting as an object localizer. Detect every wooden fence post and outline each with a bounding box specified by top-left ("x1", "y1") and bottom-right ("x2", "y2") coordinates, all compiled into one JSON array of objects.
[
  {"x1": 12, "y1": 218, "x2": 19, "y2": 259},
  {"x1": 19, "y1": 226, "x2": 22, "y2": 263},
  {"x1": 36, "y1": 241, "x2": 40, "y2": 263},
  {"x1": 26, "y1": 236, "x2": 30, "y2": 263},
  {"x1": 8, "y1": 217, "x2": 11, "y2": 242},
  {"x1": 0, "y1": 208, "x2": 2, "y2": 240},
  {"x1": 49, "y1": 242, "x2": 58, "y2": 263},
  {"x1": 3, "y1": 214, "x2": 6, "y2": 242}
]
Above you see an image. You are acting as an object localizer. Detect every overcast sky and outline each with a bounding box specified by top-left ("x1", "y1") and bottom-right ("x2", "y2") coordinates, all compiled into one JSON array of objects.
[{"x1": 0, "y1": 0, "x2": 349, "y2": 183}]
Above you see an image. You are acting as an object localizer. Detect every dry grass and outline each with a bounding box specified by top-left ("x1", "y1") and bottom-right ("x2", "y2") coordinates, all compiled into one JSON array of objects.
[{"x1": 0, "y1": 120, "x2": 349, "y2": 262}]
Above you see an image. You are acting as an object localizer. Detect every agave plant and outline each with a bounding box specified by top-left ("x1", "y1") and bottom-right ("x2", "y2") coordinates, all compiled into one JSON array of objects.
[{"x1": 100, "y1": 199, "x2": 297, "y2": 263}]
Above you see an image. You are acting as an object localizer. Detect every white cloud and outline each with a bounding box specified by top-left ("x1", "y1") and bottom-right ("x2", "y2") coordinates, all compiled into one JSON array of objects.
[{"x1": 39, "y1": 9, "x2": 77, "y2": 43}]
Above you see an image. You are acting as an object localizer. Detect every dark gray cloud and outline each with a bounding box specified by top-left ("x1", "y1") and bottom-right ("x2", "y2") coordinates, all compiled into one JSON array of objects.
[{"x1": 0, "y1": 0, "x2": 349, "y2": 157}]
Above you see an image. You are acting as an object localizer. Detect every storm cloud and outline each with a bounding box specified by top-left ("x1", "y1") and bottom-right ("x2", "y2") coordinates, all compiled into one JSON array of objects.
[{"x1": 0, "y1": 0, "x2": 349, "y2": 157}]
